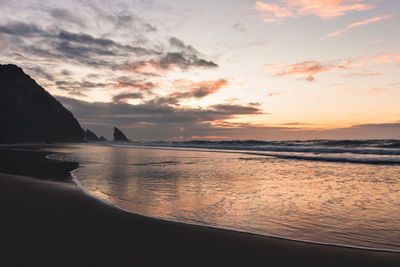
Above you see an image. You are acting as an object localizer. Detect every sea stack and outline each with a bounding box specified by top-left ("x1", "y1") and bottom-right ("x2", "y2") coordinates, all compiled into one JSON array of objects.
[
  {"x1": 98, "y1": 136, "x2": 108, "y2": 142},
  {"x1": 84, "y1": 129, "x2": 99, "y2": 142},
  {"x1": 0, "y1": 64, "x2": 84, "y2": 143},
  {"x1": 113, "y1": 127, "x2": 130, "y2": 142}
]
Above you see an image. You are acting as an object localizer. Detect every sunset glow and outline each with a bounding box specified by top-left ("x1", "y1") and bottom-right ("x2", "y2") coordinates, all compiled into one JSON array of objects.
[{"x1": 0, "y1": 0, "x2": 399, "y2": 140}]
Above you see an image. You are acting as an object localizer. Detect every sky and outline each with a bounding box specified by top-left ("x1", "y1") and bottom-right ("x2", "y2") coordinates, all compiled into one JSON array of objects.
[{"x1": 0, "y1": 0, "x2": 399, "y2": 140}]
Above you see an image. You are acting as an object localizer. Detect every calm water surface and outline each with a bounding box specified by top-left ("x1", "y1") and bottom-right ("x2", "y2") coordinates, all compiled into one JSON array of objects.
[{"x1": 50, "y1": 143, "x2": 400, "y2": 251}]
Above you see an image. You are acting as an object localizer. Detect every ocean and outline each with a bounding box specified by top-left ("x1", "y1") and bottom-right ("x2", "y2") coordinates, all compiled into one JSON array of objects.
[{"x1": 49, "y1": 140, "x2": 400, "y2": 252}]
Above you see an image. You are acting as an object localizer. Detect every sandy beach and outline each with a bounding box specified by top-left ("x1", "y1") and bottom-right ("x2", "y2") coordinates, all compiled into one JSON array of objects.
[{"x1": 0, "y1": 147, "x2": 398, "y2": 266}]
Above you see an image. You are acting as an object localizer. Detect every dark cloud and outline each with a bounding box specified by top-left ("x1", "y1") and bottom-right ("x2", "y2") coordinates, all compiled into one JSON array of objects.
[
  {"x1": 58, "y1": 30, "x2": 115, "y2": 47},
  {"x1": 56, "y1": 96, "x2": 263, "y2": 127},
  {"x1": 159, "y1": 52, "x2": 218, "y2": 69},
  {"x1": 56, "y1": 80, "x2": 111, "y2": 96},
  {"x1": 1, "y1": 20, "x2": 213, "y2": 80},
  {"x1": 112, "y1": 92, "x2": 144, "y2": 103},
  {"x1": 169, "y1": 37, "x2": 197, "y2": 54},
  {"x1": 26, "y1": 66, "x2": 55, "y2": 81},
  {"x1": 48, "y1": 8, "x2": 85, "y2": 26},
  {"x1": 112, "y1": 14, "x2": 157, "y2": 32},
  {"x1": 58, "y1": 30, "x2": 155, "y2": 55},
  {"x1": 210, "y1": 104, "x2": 263, "y2": 115},
  {"x1": 61, "y1": 69, "x2": 72, "y2": 76},
  {"x1": 166, "y1": 37, "x2": 218, "y2": 68},
  {"x1": 55, "y1": 95, "x2": 400, "y2": 140},
  {"x1": 122, "y1": 52, "x2": 218, "y2": 75},
  {"x1": 55, "y1": 41, "x2": 116, "y2": 59},
  {"x1": 0, "y1": 6, "x2": 219, "y2": 98},
  {"x1": 0, "y1": 22, "x2": 42, "y2": 36}
]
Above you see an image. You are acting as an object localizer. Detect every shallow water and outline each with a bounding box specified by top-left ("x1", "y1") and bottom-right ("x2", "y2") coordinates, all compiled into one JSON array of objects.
[{"x1": 50, "y1": 143, "x2": 400, "y2": 251}]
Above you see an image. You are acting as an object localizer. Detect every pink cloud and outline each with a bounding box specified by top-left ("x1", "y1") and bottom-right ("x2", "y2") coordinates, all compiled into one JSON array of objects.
[
  {"x1": 394, "y1": 53, "x2": 400, "y2": 64},
  {"x1": 265, "y1": 61, "x2": 332, "y2": 81},
  {"x1": 264, "y1": 53, "x2": 399, "y2": 81},
  {"x1": 366, "y1": 87, "x2": 387, "y2": 95},
  {"x1": 321, "y1": 14, "x2": 392, "y2": 39},
  {"x1": 254, "y1": 0, "x2": 375, "y2": 23},
  {"x1": 342, "y1": 72, "x2": 383, "y2": 78}
]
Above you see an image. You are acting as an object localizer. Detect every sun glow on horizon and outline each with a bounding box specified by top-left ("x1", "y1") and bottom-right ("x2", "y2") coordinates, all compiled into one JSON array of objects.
[{"x1": 0, "y1": 0, "x2": 399, "y2": 140}]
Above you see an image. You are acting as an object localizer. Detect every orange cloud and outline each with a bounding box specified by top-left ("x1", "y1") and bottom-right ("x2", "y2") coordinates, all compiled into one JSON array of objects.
[
  {"x1": 265, "y1": 61, "x2": 332, "y2": 81},
  {"x1": 394, "y1": 53, "x2": 400, "y2": 64},
  {"x1": 254, "y1": 0, "x2": 374, "y2": 22},
  {"x1": 342, "y1": 72, "x2": 383, "y2": 78},
  {"x1": 366, "y1": 87, "x2": 387, "y2": 96},
  {"x1": 264, "y1": 53, "x2": 399, "y2": 81},
  {"x1": 267, "y1": 91, "x2": 285, "y2": 97},
  {"x1": 321, "y1": 14, "x2": 392, "y2": 39},
  {"x1": 171, "y1": 79, "x2": 228, "y2": 99}
]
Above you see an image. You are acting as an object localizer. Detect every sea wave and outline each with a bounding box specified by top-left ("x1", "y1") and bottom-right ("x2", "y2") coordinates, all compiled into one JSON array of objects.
[
  {"x1": 111, "y1": 141, "x2": 400, "y2": 165},
  {"x1": 241, "y1": 152, "x2": 400, "y2": 165},
  {"x1": 118, "y1": 139, "x2": 400, "y2": 156}
]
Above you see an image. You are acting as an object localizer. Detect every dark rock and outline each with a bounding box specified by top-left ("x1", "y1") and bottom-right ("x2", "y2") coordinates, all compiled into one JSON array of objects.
[
  {"x1": 113, "y1": 127, "x2": 129, "y2": 142},
  {"x1": 0, "y1": 64, "x2": 84, "y2": 143},
  {"x1": 98, "y1": 136, "x2": 108, "y2": 142},
  {"x1": 84, "y1": 129, "x2": 99, "y2": 141}
]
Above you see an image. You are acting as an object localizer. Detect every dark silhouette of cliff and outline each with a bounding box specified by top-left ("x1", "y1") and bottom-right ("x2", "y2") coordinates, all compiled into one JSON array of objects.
[
  {"x1": 99, "y1": 136, "x2": 108, "y2": 142},
  {"x1": 84, "y1": 129, "x2": 99, "y2": 141},
  {"x1": 0, "y1": 64, "x2": 84, "y2": 144},
  {"x1": 113, "y1": 127, "x2": 130, "y2": 142}
]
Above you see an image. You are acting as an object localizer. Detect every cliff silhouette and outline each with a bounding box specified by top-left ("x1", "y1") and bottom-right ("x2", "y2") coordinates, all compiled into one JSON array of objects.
[
  {"x1": 113, "y1": 127, "x2": 130, "y2": 142},
  {"x1": 0, "y1": 64, "x2": 84, "y2": 143}
]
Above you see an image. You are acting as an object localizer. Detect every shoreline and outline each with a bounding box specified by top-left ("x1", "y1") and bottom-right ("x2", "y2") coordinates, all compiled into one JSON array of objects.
[
  {"x1": 0, "y1": 146, "x2": 399, "y2": 266},
  {"x1": 70, "y1": 168, "x2": 400, "y2": 255},
  {"x1": 71, "y1": 167, "x2": 400, "y2": 255}
]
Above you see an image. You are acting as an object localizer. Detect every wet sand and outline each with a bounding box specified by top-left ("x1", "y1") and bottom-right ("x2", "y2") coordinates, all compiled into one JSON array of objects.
[{"x1": 0, "y1": 147, "x2": 399, "y2": 266}]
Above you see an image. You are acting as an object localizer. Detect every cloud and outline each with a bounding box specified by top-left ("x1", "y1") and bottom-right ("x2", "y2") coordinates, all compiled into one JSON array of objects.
[
  {"x1": 55, "y1": 80, "x2": 111, "y2": 96},
  {"x1": 112, "y1": 92, "x2": 144, "y2": 103},
  {"x1": 48, "y1": 8, "x2": 85, "y2": 26},
  {"x1": 170, "y1": 79, "x2": 228, "y2": 99},
  {"x1": 58, "y1": 30, "x2": 116, "y2": 47},
  {"x1": 264, "y1": 53, "x2": 400, "y2": 81},
  {"x1": 210, "y1": 104, "x2": 263, "y2": 115},
  {"x1": 26, "y1": 66, "x2": 55, "y2": 81},
  {"x1": 254, "y1": 0, "x2": 374, "y2": 22},
  {"x1": 55, "y1": 95, "x2": 400, "y2": 140},
  {"x1": 394, "y1": 53, "x2": 400, "y2": 64},
  {"x1": 113, "y1": 77, "x2": 156, "y2": 91},
  {"x1": 121, "y1": 51, "x2": 218, "y2": 75},
  {"x1": 56, "y1": 96, "x2": 264, "y2": 131},
  {"x1": 0, "y1": 14, "x2": 218, "y2": 97},
  {"x1": 118, "y1": 38, "x2": 218, "y2": 75},
  {"x1": 267, "y1": 91, "x2": 285, "y2": 97},
  {"x1": 265, "y1": 61, "x2": 331, "y2": 81},
  {"x1": 365, "y1": 87, "x2": 387, "y2": 96},
  {"x1": 0, "y1": 22, "x2": 42, "y2": 36},
  {"x1": 342, "y1": 72, "x2": 383, "y2": 78},
  {"x1": 132, "y1": 79, "x2": 229, "y2": 106},
  {"x1": 159, "y1": 52, "x2": 218, "y2": 69},
  {"x1": 58, "y1": 30, "x2": 154, "y2": 55},
  {"x1": 321, "y1": 14, "x2": 392, "y2": 39}
]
